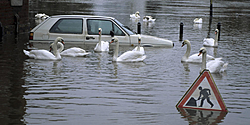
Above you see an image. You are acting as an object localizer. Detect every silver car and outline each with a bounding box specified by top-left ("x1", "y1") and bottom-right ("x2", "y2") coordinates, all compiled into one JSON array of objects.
[{"x1": 29, "y1": 15, "x2": 174, "y2": 47}]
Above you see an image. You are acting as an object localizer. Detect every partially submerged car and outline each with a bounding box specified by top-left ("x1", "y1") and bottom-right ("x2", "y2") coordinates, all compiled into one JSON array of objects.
[{"x1": 29, "y1": 15, "x2": 174, "y2": 48}]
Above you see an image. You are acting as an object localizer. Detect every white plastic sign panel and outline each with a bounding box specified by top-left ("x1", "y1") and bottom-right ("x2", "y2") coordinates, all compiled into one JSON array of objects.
[{"x1": 176, "y1": 69, "x2": 227, "y2": 112}]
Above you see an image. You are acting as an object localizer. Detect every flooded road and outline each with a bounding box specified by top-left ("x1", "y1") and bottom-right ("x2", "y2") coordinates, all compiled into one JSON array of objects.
[{"x1": 1, "y1": 0, "x2": 250, "y2": 124}]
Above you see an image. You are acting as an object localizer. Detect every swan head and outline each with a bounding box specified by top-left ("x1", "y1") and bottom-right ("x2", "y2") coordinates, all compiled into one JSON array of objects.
[
  {"x1": 138, "y1": 36, "x2": 141, "y2": 44},
  {"x1": 56, "y1": 37, "x2": 64, "y2": 44},
  {"x1": 135, "y1": 11, "x2": 140, "y2": 16},
  {"x1": 110, "y1": 37, "x2": 119, "y2": 43},
  {"x1": 215, "y1": 29, "x2": 219, "y2": 34},
  {"x1": 181, "y1": 40, "x2": 190, "y2": 47},
  {"x1": 198, "y1": 47, "x2": 207, "y2": 56},
  {"x1": 50, "y1": 37, "x2": 64, "y2": 52},
  {"x1": 98, "y1": 28, "x2": 102, "y2": 35}
]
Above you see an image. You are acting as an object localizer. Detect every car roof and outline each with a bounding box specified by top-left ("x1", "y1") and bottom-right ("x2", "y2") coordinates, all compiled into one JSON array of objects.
[{"x1": 50, "y1": 15, "x2": 115, "y2": 20}]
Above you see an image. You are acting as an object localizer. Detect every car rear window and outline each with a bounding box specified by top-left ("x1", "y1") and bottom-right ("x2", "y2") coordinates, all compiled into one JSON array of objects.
[
  {"x1": 87, "y1": 19, "x2": 125, "y2": 36},
  {"x1": 50, "y1": 19, "x2": 83, "y2": 34}
]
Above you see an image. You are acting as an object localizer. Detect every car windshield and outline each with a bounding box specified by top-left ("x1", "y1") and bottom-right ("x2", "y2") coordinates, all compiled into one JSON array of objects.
[{"x1": 114, "y1": 19, "x2": 135, "y2": 35}]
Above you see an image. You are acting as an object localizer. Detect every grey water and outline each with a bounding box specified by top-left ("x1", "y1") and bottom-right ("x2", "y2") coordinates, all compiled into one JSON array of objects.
[{"x1": 1, "y1": 0, "x2": 250, "y2": 124}]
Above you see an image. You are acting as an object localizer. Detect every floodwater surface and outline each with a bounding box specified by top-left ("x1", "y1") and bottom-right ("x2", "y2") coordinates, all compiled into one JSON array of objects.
[{"x1": 1, "y1": 0, "x2": 250, "y2": 124}]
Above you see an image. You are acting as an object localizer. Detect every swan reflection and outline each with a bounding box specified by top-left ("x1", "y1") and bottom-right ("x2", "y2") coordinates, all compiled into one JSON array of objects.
[
  {"x1": 112, "y1": 61, "x2": 146, "y2": 77},
  {"x1": 193, "y1": 24, "x2": 202, "y2": 30},
  {"x1": 206, "y1": 47, "x2": 217, "y2": 57}
]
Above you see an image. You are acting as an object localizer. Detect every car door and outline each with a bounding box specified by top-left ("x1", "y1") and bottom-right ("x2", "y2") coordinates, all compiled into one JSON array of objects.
[
  {"x1": 85, "y1": 19, "x2": 130, "y2": 45},
  {"x1": 48, "y1": 18, "x2": 85, "y2": 43}
]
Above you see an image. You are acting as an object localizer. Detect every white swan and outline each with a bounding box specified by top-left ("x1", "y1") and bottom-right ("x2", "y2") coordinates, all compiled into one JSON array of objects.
[
  {"x1": 143, "y1": 16, "x2": 156, "y2": 22},
  {"x1": 35, "y1": 13, "x2": 49, "y2": 20},
  {"x1": 111, "y1": 37, "x2": 146, "y2": 62},
  {"x1": 23, "y1": 37, "x2": 64, "y2": 60},
  {"x1": 130, "y1": 11, "x2": 140, "y2": 19},
  {"x1": 193, "y1": 18, "x2": 202, "y2": 24},
  {"x1": 51, "y1": 42, "x2": 90, "y2": 57},
  {"x1": 132, "y1": 36, "x2": 145, "y2": 54},
  {"x1": 94, "y1": 28, "x2": 109, "y2": 52},
  {"x1": 181, "y1": 40, "x2": 214, "y2": 63},
  {"x1": 198, "y1": 47, "x2": 228, "y2": 73},
  {"x1": 203, "y1": 29, "x2": 219, "y2": 47}
]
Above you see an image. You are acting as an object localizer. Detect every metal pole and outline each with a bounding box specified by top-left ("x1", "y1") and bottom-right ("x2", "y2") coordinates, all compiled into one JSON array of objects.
[
  {"x1": 137, "y1": 22, "x2": 141, "y2": 34},
  {"x1": 217, "y1": 22, "x2": 221, "y2": 41},
  {"x1": 210, "y1": 0, "x2": 213, "y2": 17},
  {"x1": 179, "y1": 22, "x2": 183, "y2": 41}
]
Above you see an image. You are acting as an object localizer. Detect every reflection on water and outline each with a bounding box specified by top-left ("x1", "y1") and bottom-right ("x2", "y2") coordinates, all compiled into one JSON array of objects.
[
  {"x1": 193, "y1": 24, "x2": 202, "y2": 30},
  {"x1": 0, "y1": 35, "x2": 27, "y2": 125},
  {"x1": 0, "y1": 0, "x2": 249, "y2": 124},
  {"x1": 177, "y1": 108, "x2": 227, "y2": 125}
]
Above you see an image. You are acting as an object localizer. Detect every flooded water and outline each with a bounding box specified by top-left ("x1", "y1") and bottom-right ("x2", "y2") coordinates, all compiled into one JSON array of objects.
[{"x1": 1, "y1": 0, "x2": 250, "y2": 124}]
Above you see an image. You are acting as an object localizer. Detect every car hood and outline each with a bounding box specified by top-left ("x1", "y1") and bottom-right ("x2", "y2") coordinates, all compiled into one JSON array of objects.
[{"x1": 130, "y1": 34, "x2": 174, "y2": 47}]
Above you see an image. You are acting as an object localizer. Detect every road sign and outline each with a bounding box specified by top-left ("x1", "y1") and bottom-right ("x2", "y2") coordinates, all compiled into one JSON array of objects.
[{"x1": 176, "y1": 69, "x2": 227, "y2": 112}]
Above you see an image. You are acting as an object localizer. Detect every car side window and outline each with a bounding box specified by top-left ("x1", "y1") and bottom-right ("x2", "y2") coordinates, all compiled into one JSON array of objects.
[
  {"x1": 87, "y1": 19, "x2": 125, "y2": 36},
  {"x1": 50, "y1": 19, "x2": 83, "y2": 34}
]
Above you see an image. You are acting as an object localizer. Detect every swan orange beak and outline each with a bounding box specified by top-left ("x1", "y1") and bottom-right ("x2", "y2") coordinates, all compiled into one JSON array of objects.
[
  {"x1": 49, "y1": 46, "x2": 52, "y2": 52},
  {"x1": 61, "y1": 40, "x2": 65, "y2": 45},
  {"x1": 198, "y1": 50, "x2": 202, "y2": 56},
  {"x1": 181, "y1": 42, "x2": 185, "y2": 47},
  {"x1": 110, "y1": 39, "x2": 114, "y2": 43}
]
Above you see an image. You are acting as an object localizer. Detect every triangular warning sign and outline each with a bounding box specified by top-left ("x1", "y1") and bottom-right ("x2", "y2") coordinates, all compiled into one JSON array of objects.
[{"x1": 176, "y1": 69, "x2": 228, "y2": 112}]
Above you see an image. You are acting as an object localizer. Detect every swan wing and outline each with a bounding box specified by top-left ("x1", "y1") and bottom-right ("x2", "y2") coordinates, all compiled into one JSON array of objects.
[
  {"x1": 94, "y1": 43, "x2": 100, "y2": 51},
  {"x1": 27, "y1": 50, "x2": 58, "y2": 60},
  {"x1": 62, "y1": 47, "x2": 86, "y2": 53},
  {"x1": 186, "y1": 53, "x2": 203, "y2": 63},
  {"x1": 130, "y1": 14, "x2": 140, "y2": 19},
  {"x1": 117, "y1": 51, "x2": 146, "y2": 62},
  {"x1": 185, "y1": 53, "x2": 214, "y2": 63},
  {"x1": 23, "y1": 50, "x2": 30, "y2": 56},
  {"x1": 132, "y1": 46, "x2": 145, "y2": 54},
  {"x1": 206, "y1": 54, "x2": 215, "y2": 60},
  {"x1": 207, "y1": 58, "x2": 224, "y2": 73},
  {"x1": 61, "y1": 47, "x2": 88, "y2": 57},
  {"x1": 101, "y1": 41, "x2": 109, "y2": 51},
  {"x1": 94, "y1": 41, "x2": 109, "y2": 52},
  {"x1": 194, "y1": 18, "x2": 202, "y2": 23},
  {"x1": 220, "y1": 63, "x2": 228, "y2": 72},
  {"x1": 203, "y1": 38, "x2": 214, "y2": 46}
]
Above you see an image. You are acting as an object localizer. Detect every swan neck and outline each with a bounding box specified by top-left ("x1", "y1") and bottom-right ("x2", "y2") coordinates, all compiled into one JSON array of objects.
[
  {"x1": 201, "y1": 52, "x2": 207, "y2": 71},
  {"x1": 113, "y1": 42, "x2": 119, "y2": 61},
  {"x1": 55, "y1": 51, "x2": 61, "y2": 59},
  {"x1": 57, "y1": 42, "x2": 64, "y2": 53},
  {"x1": 214, "y1": 32, "x2": 219, "y2": 46},
  {"x1": 137, "y1": 43, "x2": 141, "y2": 51},
  {"x1": 52, "y1": 40, "x2": 62, "y2": 59},
  {"x1": 183, "y1": 42, "x2": 191, "y2": 59},
  {"x1": 52, "y1": 41, "x2": 58, "y2": 56},
  {"x1": 99, "y1": 33, "x2": 101, "y2": 44}
]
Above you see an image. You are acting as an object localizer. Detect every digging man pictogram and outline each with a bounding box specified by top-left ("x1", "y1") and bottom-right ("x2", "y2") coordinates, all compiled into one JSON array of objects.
[{"x1": 197, "y1": 86, "x2": 214, "y2": 108}]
